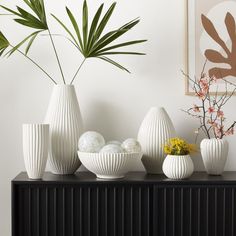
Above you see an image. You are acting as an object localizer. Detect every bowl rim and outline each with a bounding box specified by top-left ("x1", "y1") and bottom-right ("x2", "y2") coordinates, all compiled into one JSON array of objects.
[{"x1": 77, "y1": 151, "x2": 143, "y2": 156}]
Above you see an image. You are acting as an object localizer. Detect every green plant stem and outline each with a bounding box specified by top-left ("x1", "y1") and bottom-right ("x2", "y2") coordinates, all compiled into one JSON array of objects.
[
  {"x1": 70, "y1": 58, "x2": 86, "y2": 84},
  {"x1": 12, "y1": 45, "x2": 57, "y2": 84},
  {"x1": 48, "y1": 29, "x2": 66, "y2": 84}
]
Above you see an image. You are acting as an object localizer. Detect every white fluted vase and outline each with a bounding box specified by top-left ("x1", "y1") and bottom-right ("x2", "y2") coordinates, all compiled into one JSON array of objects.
[
  {"x1": 200, "y1": 139, "x2": 229, "y2": 175},
  {"x1": 138, "y1": 107, "x2": 176, "y2": 174},
  {"x1": 23, "y1": 124, "x2": 49, "y2": 179},
  {"x1": 162, "y1": 155, "x2": 194, "y2": 179},
  {"x1": 45, "y1": 85, "x2": 83, "y2": 175}
]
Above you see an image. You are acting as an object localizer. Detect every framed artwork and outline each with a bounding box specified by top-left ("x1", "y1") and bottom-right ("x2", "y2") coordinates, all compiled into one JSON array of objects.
[{"x1": 186, "y1": 0, "x2": 236, "y2": 95}]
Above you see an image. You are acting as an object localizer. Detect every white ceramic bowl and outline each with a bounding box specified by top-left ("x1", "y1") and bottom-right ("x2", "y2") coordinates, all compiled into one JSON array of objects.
[{"x1": 78, "y1": 151, "x2": 143, "y2": 179}]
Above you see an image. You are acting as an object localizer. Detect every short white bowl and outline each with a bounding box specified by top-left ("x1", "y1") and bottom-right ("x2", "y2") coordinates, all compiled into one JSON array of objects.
[{"x1": 78, "y1": 151, "x2": 143, "y2": 179}]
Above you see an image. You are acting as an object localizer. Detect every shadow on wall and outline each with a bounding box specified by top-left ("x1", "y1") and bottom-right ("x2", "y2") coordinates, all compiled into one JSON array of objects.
[
  {"x1": 84, "y1": 101, "x2": 124, "y2": 141},
  {"x1": 177, "y1": 117, "x2": 205, "y2": 171}
]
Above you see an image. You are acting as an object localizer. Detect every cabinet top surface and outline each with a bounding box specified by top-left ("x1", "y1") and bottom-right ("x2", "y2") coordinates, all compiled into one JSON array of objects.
[{"x1": 12, "y1": 172, "x2": 236, "y2": 185}]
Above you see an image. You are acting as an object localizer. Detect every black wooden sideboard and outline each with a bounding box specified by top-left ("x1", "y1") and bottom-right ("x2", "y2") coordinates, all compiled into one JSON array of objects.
[{"x1": 12, "y1": 172, "x2": 236, "y2": 236}]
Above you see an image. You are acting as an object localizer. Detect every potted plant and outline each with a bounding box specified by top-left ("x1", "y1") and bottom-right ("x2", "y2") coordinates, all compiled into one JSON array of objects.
[
  {"x1": 0, "y1": 0, "x2": 146, "y2": 174},
  {"x1": 183, "y1": 63, "x2": 236, "y2": 175},
  {"x1": 162, "y1": 138, "x2": 195, "y2": 179}
]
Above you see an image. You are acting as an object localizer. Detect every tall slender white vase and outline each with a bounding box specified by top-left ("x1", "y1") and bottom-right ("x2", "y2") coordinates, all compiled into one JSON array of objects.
[
  {"x1": 45, "y1": 85, "x2": 83, "y2": 175},
  {"x1": 138, "y1": 107, "x2": 176, "y2": 174},
  {"x1": 200, "y1": 138, "x2": 229, "y2": 175},
  {"x1": 23, "y1": 124, "x2": 49, "y2": 179}
]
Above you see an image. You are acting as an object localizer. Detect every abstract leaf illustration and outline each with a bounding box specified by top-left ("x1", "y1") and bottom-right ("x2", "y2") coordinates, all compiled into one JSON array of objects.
[{"x1": 201, "y1": 12, "x2": 236, "y2": 79}]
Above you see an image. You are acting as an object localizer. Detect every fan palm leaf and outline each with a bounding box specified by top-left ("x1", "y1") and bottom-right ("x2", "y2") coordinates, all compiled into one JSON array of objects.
[
  {"x1": 1, "y1": 0, "x2": 47, "y2": 55},
  {"x1": 52, "y1": 0, "x2": 147, "y2": 73}
]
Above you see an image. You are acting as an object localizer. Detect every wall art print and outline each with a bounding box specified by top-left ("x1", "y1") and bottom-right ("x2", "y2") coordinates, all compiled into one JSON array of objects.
[{"x1": 186, "y1": 0, "x2": 236, "y2": 95}]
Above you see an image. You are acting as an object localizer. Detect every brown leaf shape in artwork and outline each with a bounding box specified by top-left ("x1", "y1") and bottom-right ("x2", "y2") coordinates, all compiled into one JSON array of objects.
[
  {"x1": 205, "y1": 49, "x2": 227, "y2": 63},
  {"x1": 225, "y1": 12, "x2": 236, "y2": 46},
  {"x1": 202, "y1": 12, "x2": 236, "y2": 79},
  {"x1": 209, "y1": 67, "x2": 235, "y2": 79}
]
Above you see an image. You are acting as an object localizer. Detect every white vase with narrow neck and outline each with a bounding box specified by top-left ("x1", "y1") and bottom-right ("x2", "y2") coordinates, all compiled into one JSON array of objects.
[
  {"x1": 200, "y1": 138, "x2": 229, "y2": 175},
  {"x1": 45, "y1": 85, "x2": 83, "y2": 175},
  {"x1": 138, "y1": 107, "x2": 176, "y2": 174}
]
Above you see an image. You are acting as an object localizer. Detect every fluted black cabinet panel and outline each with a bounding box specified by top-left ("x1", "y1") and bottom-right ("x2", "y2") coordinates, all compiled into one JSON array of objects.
[{"x1": 12, "y1": 172, "x2": 236, "y2": 236}]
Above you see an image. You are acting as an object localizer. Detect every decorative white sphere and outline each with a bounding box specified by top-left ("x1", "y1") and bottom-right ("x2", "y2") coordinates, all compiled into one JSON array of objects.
[
  {"x1": 122, "y1": 138, "x2": 142, "y2": 153},
  {"x1": 107, "y1": 140, "x2": 122, "y2": 146},
  {"x1": 78, "y1": 131, "x2": 105, "y2": 153},
  {"x1": 99, "y1": 144, "x2": 124, "y2": 153}
]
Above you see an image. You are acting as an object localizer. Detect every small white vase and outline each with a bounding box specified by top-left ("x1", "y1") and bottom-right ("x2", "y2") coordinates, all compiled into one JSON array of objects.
[
  {"x1": 23, "y1": 124, "x2": 49, "y2": 179},
  {"x1": 162, "y1": 155, "x2": 194, "y2": 180},
  {"x1": 138, "y1": 107, "x2": 176, "y2": 174},
  {"x1": 45, "y1": 85, "x2": 83, "y2": 175},
  {"x1": 200, "y1": 138, "x2": 229, "y2": 175}
]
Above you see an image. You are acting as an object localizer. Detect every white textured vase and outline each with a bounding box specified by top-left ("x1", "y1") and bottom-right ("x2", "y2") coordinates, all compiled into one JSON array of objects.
[
  {"x1": 162, "y1": 155, "x2": 194, "y2": 179},
  {"x1": 200, "y1": 138, "x2": 229, "y2": 175},
  {"x1": 23, "y1": 124, "x2": 49, "y2": 179},
  {"x1": 45, "y1": 85, "x2": 83, "y2": 175},
  {"x1": 138, "y1": 107, "x2": 176, "y2": 174}
]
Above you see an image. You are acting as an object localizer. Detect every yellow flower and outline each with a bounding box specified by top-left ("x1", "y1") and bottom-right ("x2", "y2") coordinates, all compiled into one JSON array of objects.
[{"x1": 164, "y1": 137, "x2": 197, "y2": 156}]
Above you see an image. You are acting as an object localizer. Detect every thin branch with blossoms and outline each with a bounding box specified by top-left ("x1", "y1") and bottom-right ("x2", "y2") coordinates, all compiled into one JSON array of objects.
[{"x1": 182, "y1": 62, "x2": 236, "y2": 140}]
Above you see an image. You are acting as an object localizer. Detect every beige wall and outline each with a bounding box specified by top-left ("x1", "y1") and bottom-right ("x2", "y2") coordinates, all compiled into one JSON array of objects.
[{"x1": 1, "y1": 0, "x2": 236, "y2": 235}]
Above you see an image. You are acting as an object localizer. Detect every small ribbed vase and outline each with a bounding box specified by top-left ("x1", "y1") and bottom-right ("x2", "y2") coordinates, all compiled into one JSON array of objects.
[
  {"x1": 200, "y1": 138, "x2": 229, "y2": 175},
  {"x1": 138, "y1": 107, "x2": 176, "y2": 174},
  {"x1": 23, "y1": 124, "x2": 49, "y2": 179},
  {"x1": 45, "y1": 85, "x2": 83, "y2": 175},
  {"x1": 162, "y1": 155, "x2": 194, "y2": 179}
]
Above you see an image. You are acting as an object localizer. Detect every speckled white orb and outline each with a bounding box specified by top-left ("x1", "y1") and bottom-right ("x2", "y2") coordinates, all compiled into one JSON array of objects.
[
  {"x1": 99, "y1": 144, "x2": 124, "y2": 153},
  {"x1": 78, "y1": 131, "x2": 105, "y2": 153},
  {"x1": 107, "y1": 140, "x2": 122, "y2": 146},
  {"x1": 122, "y1": 138, "x2": 142, "y2": 153}
]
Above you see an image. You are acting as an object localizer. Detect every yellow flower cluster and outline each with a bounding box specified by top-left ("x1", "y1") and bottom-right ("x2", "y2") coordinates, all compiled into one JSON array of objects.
[{"x1": 164, "y1": 138, "x2": 197, "y2": 156}]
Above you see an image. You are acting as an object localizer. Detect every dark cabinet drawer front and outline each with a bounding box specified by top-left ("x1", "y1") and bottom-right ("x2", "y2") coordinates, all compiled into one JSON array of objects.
[
  {"x1": 13, "y1": 185, "x2": 153, "y2": 236},
  {"x1": 154, "y1": 186, "x2": 236, "y2": 236}
]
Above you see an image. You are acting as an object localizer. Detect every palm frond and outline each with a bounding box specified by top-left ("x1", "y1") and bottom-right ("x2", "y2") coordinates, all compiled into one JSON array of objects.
[
  {"x1": 65, "y1": 7, "x2": 83, "y2": 50},
  {"x1": 82, "y1": 0, "x2": 88, "y2": 52},
  {"x1": 0, "y1": 31, "x2": 10, "y2": 56},
  {"x1": 86, "y1": 3, "x2": 104, "y2": 52},
  {"x1": 94, "y1": 2, "x2": 116, "y2": 41},
  {"x1": 6, "y1": 30, "x2": 42, "y2": 56},
  {"x1": 54, "y1": 1, "x2": 146, "y2": 74},
  {"x1": 1, "y1": 1, "x2": 48, "y2": 30},
  {"x1": 98, "y1": 56, "x2": 130, "y2": 73},
  {"x1": 1, "y1": 0, "x2": 48, "y2": 56}
]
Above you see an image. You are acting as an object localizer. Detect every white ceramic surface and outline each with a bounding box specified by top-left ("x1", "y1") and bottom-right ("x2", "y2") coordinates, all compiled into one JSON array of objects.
[
  {"x1": 79, "y1": 131, "x2": 105, "y2": 153},
  {"x1": 162, "y1": 155, "x2": 194, "y2": 180},
  {"x1": 138, "y1": 107, "x2": 176, "y2": 174},
  {"x1": 200, "y1": 138, "x2": 229, "y2": 175},
  {"x1": 23, "y1": 124, "x2": 49, "y2": 179},
  {"x1": 99, "y1": 144, "x2": 124, "y2": 153},
  {"x1": 45, "y1": 85, "x2": 83, "y2": 175},
  {"x1": 107, "y1": 140, "x2": 122, "y2": 146},
  {"x1": 121, "y1": 138, "x2": 142, "y2": 153},
  {"x1": 78, "y1": 151, "x2": 143, "y2": 179}
]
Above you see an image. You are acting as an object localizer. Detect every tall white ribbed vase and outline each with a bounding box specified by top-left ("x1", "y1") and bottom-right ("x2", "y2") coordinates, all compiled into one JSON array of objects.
[
  {"x1": 200, "y1": 138, "x2": 229, "y2": 175},
  {"x1": 23, "y1": 124, "x2": 49, "y2": 179},
  {"x1": 45, "y1": 85, "x2": 83, "y2": 175},
  {"x1": 138, "y1": 107, "x2": 176, "y2": 174}
]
